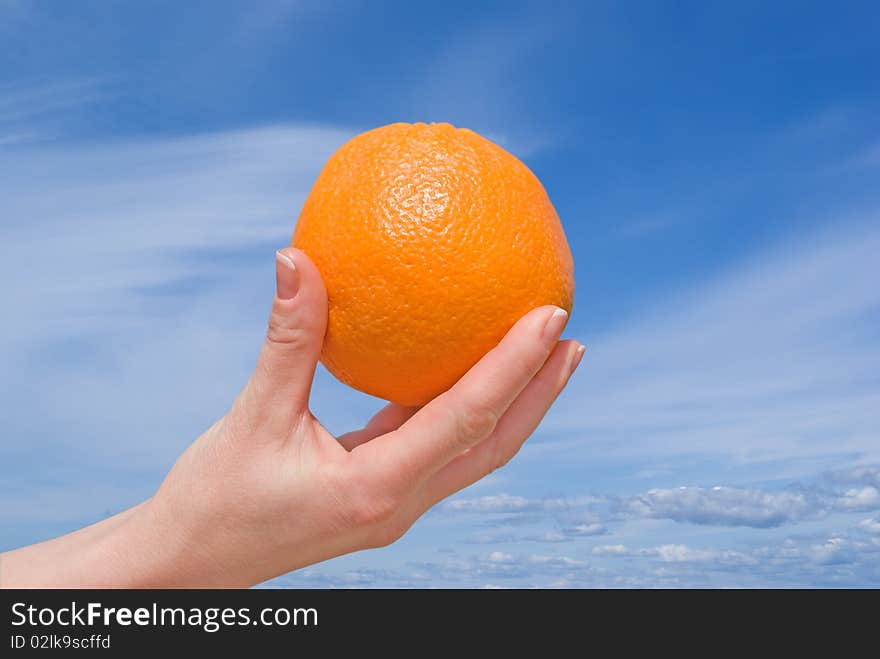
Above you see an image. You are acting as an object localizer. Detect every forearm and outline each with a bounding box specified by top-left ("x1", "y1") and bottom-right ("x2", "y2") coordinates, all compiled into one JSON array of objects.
[
  {"x1": 0, "y1": 499, "x2": 240, "y2": 588},
  {"x1": 0, "y1": 493, "x2": 248, "y2": 588},
  {"x1": 1, "y1": 502, "x2": 149, "y2": 588}
]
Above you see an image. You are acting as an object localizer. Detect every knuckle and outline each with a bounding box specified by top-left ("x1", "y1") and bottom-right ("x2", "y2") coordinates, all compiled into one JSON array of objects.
[
  {"x1": 344, "y1": 472, "x2": 400, "y2": 527},
  {"x1": 317, "y1": 462, "x2": 400, "y2": 529},
  {"x1": 487, "y1": 438, "x2": 506, "y2": 472},
  {"x1": 456, "y1": 403, "x2": 499, "y2": 445},
  {"x1": 368, "y1": 523, "x2": 406, "y2": 549},
  {"x1": 362, "y1": 512, "x2": 411, "y2": 549},
  {"x1": 352, "y1": 494, "x2": 398, "y2": 528},
  {"x1": 265, "y1": 311, "x2": 306, "y2": 347},
  {"x1": 492, "y1": 443, "x2": 519, "y2": 472}
]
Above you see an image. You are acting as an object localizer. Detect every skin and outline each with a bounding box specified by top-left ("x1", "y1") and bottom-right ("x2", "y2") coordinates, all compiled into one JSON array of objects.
[{"x1": 0, "y1": 248, "x2": 584, "y2": 588}]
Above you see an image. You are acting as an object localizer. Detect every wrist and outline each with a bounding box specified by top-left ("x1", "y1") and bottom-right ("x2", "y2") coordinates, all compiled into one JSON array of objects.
[{"x1": 106, "y1": 487, "x2": 245, "y2": 588}]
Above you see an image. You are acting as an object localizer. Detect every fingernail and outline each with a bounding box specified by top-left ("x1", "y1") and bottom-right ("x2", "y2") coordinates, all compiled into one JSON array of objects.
[
  {"x1": 542, "y1": 307, "x2": 568, "y2": 345},
  {"x1": 275, "y1": 250, "x2": 299, "y2": 300},
  {"x1": 570, "y1": 344, "x2": 586, "y2": 375}
]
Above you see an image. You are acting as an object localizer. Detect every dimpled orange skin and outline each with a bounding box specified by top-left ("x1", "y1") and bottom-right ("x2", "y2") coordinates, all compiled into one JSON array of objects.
[{"x1": 292, "y1": 122, "x2": 574, "y2": 406}]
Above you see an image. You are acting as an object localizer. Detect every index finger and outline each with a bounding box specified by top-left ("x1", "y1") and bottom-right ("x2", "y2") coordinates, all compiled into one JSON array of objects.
[{"x1": 356, "y1": 305, "x2": 568, "y2": 488}]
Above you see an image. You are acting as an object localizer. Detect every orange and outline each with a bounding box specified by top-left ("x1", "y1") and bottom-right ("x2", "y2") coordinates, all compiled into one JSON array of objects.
[{"x1": 292, "y1": 122, "x2": 574, "y2": 406}]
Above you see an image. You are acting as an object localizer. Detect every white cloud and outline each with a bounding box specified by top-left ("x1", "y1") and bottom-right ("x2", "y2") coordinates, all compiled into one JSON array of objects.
[
  {"x1": 523, "y1": 530, "x2": 569, "y2": 543},
  {"x1": 857, "y1": 518, "x2": 880, "y2": 534},
  {"x1": 444, "y1": 494, "x2": 533, "y2": 513},
  {"x1": 594, "y1": 543, "x2": 756, "y2": 566},
  {"x1": 273, "y1": 524, "x2": 880, "y2": 587},
  {"x1": 653, "y1": 544, "x2": 756, "y2": 565},
  {"x1": 446, "y1": 494, "x2": 608, "y2": 543},
  {"x1": 527, "y1": 554, "x2": 588, "y2": 568},
  {"x1": 443, "y1": 494, "x2": 596, "y2": 514},
  {"x1": 622, "y1": 485, "x2": 823, "y2": 528},
  {"x1": 835, "y1": 487, "x2": 880, "y2": 511},
  {"x1": 620, "y1": 473, "x2": 880, "y2": 528},
  {"x1": 463, "y1": 510, "x2": 606, "y2": 544},
  {"x1": 272, "y1": 566, "x2": 427, "y2": 589},
  {"x1": 824, "y1": 466, "x2": 880, "y2": 512},
  {"x1": 809, "y1": 537, "x2": 855, "y2": 566},
  {"x1": 488, "y1": 551, "x2": 514, "y2": 563},
  {"x1": 449, "y1": 470, "x2": 880, "y2": 549},
  {"x1": 268, "y1": 550, "x2": 597, "y2": 588},
  {"x1": 465, "y1": 530, "x2": 518, "y2": 545},
  {"x1": 827, "y1": 466, "x2": 880, "y2": 488},
  {"x1": 566, "y1": 522, "x2": 607, "y2": 536},
  {"x1": 469, "y1": 525, "x2": 606, "y2": 545}
]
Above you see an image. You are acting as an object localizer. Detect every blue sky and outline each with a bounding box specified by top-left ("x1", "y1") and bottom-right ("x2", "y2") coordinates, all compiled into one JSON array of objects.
[{"x1": 1, "y1": 1, "x2": 879, "y2": 587}]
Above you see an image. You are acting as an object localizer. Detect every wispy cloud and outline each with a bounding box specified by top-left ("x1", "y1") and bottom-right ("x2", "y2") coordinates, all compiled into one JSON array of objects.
[
  {"x1": 2, "y1": 126, "x2": 353, "y2": 379},
  {"x1": 0, "y1": 124, "x2": 388, "y2": 538},
  {"x1": 857, "y1": 518, "x2": 880, "y2": 534},
  {"x1": 0, "y1": 79, "x2": 108, "y2": 144},
  {"x1": 827, "y1": 466, "x2": 880, "y2": 488},
  {"x1": 539, "y1": 217, "x2": 880, "y2": 468},
  {"x1": 0, "y1": 79, "x2": 105, "y2": 123},
  {"x1": 444, "y1": 494, "x2": 608, "y2": 543},
  {"x1": 405, "y1": 9, "x2": 572, "y2": 157}
]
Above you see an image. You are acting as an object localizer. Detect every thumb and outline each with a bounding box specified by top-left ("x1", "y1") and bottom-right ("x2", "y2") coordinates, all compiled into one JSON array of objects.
[{"x1": 246, "y1": 247, "x2": 328, "y2": 418}]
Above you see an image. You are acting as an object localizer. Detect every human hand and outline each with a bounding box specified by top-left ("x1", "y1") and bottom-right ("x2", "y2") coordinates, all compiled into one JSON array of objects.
[{"x1": 0, "y1": 248, "x2": 583, "y2": 588}]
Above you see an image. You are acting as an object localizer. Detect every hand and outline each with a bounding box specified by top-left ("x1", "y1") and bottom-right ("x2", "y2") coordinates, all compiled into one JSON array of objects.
[{"x1": 0, "y1": 248, "x2": 583, "y2": 588}]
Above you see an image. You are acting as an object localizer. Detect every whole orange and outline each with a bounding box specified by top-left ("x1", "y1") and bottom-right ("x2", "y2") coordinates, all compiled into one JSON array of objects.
[{"x1": 292, "y1": 122, "x2": 574, "y2": 406}]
